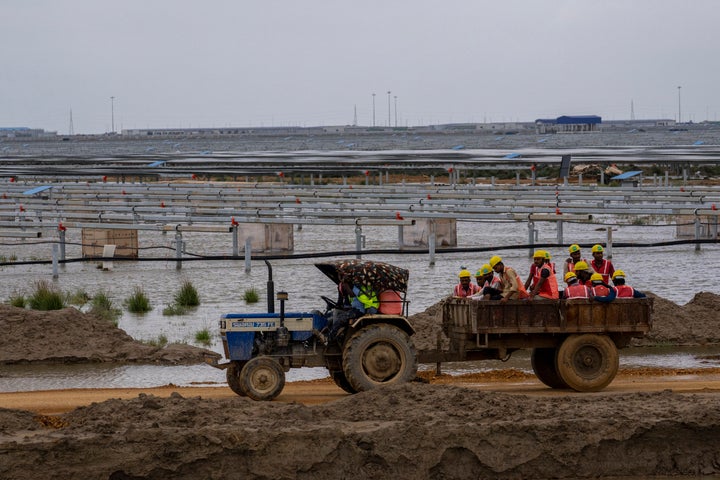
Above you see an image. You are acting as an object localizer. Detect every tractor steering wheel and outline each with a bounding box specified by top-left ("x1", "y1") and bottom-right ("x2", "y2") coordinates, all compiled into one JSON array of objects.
[{"x1": 320, "y1": 295, "x2": 339, "y2": 311}]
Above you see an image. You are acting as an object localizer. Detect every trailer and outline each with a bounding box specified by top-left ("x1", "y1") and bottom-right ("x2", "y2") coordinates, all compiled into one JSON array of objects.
[{"x1": 418, "y1": 297, "x2": 653, "y2": 391}]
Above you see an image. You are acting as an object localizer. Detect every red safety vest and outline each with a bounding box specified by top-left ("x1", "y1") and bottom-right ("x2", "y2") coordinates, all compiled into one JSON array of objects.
[
  {"x1": 591, "y1": 259, "x2": 614, "y2": 284},
  {"x1": 564, "y1": 284, "x2": 592, "y2": 299},
  {"x1": 614, "y1": 285, "x2": 636, "y2": 298},
  {"x1": 591, "y1": 284, "x2": 611, "y2": 296},
  {"x1": 453, "y1": 283, "x2": 481, "y2": 298}
]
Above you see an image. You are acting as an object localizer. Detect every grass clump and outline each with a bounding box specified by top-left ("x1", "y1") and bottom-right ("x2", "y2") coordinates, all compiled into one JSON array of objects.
[
  {"x1": 195, "y1": 328, "x2": 212, "y2": 346},
  {"x1": 174, "y1": 280, "x2": 200, "y2": 307},
  {"x1": 143, "y1": 334, "x2": 168, "y2": 348},
  {"x1": 89, "y1": 291, "x2": 122, "y2": 324},
  {"x1": 163, "y1": 304, "x2": 188, "y2": 316},
  {"x1": 65, "y1": 288, "x2": 90, "y2": 306},
  {"x1": 8, "y1": 294, "x2": 26, "y2": 308},
  {"x1": 125, "y1": 286, "x2": 152, "y2": 313},
  {"x1": 28, "y1": 280, "x2": 65, "y2": 311},
  {"x1": 243, "y1": 287, "x2": 259, "y2": 304}
]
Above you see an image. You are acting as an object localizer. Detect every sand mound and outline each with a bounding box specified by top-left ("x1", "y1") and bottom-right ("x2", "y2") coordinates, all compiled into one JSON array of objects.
[
  {"x1": 0, "y1": 305, "x2": 219, "y2": 365},
  {"x1": 1, "y1": 385, "x2": 719, "y2": 479}
]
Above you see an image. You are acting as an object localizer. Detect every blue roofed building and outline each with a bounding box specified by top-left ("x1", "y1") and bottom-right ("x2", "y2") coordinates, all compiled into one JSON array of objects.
[{"x1": 535, "y1": 115, "x2": 602, "y2": 134}]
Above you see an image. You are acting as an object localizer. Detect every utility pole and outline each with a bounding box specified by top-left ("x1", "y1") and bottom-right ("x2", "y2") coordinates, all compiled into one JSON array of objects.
[
  {"x1": 677, "y1": 86, "x2": 682, "y2": 124},
  {"x1": 110, "y1": 96, "x2": 115, "y2": 133},
  {"x1": 372, "y1": 93, "x2": 376, "y2": 127},
  {"x1": 394, "y1": 95, "x2": 398, "y2": 127},
  {"x1": 387, "y1": 90, "x2": 391, "y2": 127}
]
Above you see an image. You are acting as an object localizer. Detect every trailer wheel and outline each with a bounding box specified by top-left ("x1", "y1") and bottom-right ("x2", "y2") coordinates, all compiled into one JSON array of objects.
[
  {"x1": 342, "y1": 324, "x2": 417, "y2": 392},
  {"x1": 226, "y1": 361, "x2": 248, "y2": 397},
  {"x1": 330, "y1": 370, "x2": 357, "y2": 394},
  {"x1": 239, "y1": 357, "x2": 286, "y2": 401},
  {"x1": 530, "y1": 348, "x2": 568, "y2": 389},
  {"x1": 556, "y1": 334, "x2": 619, "y2": 392}
]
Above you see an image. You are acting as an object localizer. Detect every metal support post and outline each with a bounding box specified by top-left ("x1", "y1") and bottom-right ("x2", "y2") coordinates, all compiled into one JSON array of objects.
[
  {"x1": 59, "y1": 229, "x2": 66, "y2": 261},
  {"x1": 428, "y1": 219, "x2": 436, "y2": 266},
  {"x1": 695, "y1": 217, "x2": 702, "y2": 252},
  {"x1": 606, "y1": 227, "x2": 613, "y2": 259},
  {"x1": 245, "y1": 237, "x2": 252, "y2": 272},
  {"x1": 355, "y1": 225, "x2": 364, "y2": 259},
  {"x1": 601, "y1": 171, "x2": 605, "y2": 185},
  {"x1": 398, "y1": 224, "x2": 404, "y2": 249},
  {"x1": 578, "y1": 173, "x2": 583, "y2": 186},
  {"x1": 175, "y1": 231, "x2": 183, "y2": 270},
  {"x1": 556, "y1": 220, "x2": 564, "y2": 246},
  {"x1": 528, "y1": 220, "x2": 535, "y2": 257},
  {"x1": 52, "y1": 244, "x2": 59, "y2": 279},
  {"x1": 232, "y1": 225, "x2": 239, "y2": 256},
  {"x1": 516, "y1": 172, "x2": 520, "y2": 186}
]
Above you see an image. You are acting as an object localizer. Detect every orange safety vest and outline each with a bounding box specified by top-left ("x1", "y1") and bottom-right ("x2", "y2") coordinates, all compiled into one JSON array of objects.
[
  {"x1": 453, "y1": 283, "x2": 481, "y2": 298},
  {"x1": 564, "y1": 284, "x2": 592, "y2": 299},
  {"x1": 591, "y1": 259, "x2": 614, "y2": 284},
  {"x1": 614, "y1": 285, "x2": 636, "y2": 298},
  {"x1": 535, "y1": 264, "x2": 559, "y2": 299}
]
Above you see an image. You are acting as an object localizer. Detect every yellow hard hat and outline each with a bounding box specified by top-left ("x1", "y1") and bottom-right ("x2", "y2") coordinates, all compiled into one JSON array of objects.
[
  {"x1": 477, "y1": 264, "x2": 493, "y2": 276},
  {"x1": 590, "y1": 273, "x2": 603, "y2": 283},
  {"x1": 612, "y1": 269, "x2": 626, "y2": 279},
  {"x1": 489, "y1": 255, "x2": 503, "y2": 268},
  {"x1": 533, "y1": 249, "x2": 546, "y2": 259},
  {"x1": 568, "y1": 244, "x2": 581, "y2": 253},
  {"x1": 564, "y1": 271, "x2": 577, "y2": 283},
  {"x1": 591, "y1": 244, "x2": 604, "y2": 253},
  {"x1": 459, "y1": 269, "x2": 472, "y2": 278},
  {"x1": 573, "y1": 261, "x2": 589, "y2": 271}
]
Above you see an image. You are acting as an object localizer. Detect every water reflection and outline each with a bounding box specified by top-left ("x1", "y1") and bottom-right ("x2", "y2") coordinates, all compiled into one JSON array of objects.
[{"x1": 1, "y1": 346, "x2": 719, "y2": 393}]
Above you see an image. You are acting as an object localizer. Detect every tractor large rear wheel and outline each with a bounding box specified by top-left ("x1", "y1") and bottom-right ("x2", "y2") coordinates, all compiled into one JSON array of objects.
[
  {"x1": 226, "y1": 361, "x2": 248, "y2": 397},
  {"x1": 556, "y1": 334, "x2": 619, "y2": 392},
  {"x1": 531, "y1": 348, "x2": 568, "y2": 389},
  {"x1": 239, "y1": 357, "x2": 286, "y2": 401},
  {"x1": 342, "y1": 324, "x2": 417, "y2": 393},
  {"x1": 330, "y1": 370, "x2": 357, "y2": 394}
]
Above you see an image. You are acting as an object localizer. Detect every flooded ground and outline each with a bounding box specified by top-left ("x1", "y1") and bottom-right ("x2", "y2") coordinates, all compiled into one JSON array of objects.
[{"x1": 1, "y1": 215, "x2": 718, "y2": 391}]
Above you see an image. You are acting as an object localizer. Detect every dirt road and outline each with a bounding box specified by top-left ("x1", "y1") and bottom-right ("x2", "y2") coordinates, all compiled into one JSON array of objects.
[{"x1": 4, "y1": 369, "x2": 720, "y2": 415}]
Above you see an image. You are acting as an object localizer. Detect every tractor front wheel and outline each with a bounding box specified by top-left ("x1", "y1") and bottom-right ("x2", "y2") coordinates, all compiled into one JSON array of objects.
[
  {"x1": 226, "y1": 361, "x2": 248, "y2": 397},
  {"x1": 239, "y1": 357, "x2": 286, "y2": 401}
]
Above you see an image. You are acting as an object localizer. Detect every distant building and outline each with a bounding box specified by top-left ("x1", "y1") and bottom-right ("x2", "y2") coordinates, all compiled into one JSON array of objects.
[
  {"x1": 535, "y1": 115, "x2": 602, "y2": 134},
  {"x1": 0, "y1": 127, "x2": 57, "y2": 138}
]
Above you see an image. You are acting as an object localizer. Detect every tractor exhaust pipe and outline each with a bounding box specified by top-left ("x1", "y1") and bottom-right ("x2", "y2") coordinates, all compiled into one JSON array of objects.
[{"x1": 264, "y1": 260, "x2": 275, "y2": 313}]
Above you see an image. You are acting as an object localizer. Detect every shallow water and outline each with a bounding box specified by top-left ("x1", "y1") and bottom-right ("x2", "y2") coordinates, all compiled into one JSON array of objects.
[{"x1": 1, "y1": 217, "x2": 718, "y2": 392}]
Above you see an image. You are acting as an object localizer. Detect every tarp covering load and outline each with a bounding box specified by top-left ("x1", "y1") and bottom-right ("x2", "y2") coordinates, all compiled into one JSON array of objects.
[{"x1": 315, "y1": 259, "x2": 409, "y2": 293}]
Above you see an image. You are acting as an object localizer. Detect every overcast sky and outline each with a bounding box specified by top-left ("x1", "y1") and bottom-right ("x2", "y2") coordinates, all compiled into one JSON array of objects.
[{"x1": 1, "y1": 0, "x2": 718, "y2": 134}]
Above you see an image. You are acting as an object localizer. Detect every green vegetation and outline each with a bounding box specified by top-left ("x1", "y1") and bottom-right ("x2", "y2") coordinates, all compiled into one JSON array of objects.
[
  {"x1": 8, "y1": 294, "x2": 26, "y2": 308},
  {"x1": 243, "y1": 287, "x2": 259, "y2": 304},
  {"x1": 65, "y1": 288, "x2": 90, "y2": 306},
  {"x1": 162, "y1": 304, "x2": 187, "y2": 316},
  {"x1": 194, "y1": 328, "x2": 212, "y2": 346},
  {"x1": 143, "y1": 334, "x2": 168, "y2": 348},
  {"x1": 125, "y1": 286, "x2": 152, "y2": 313},
  {"x1": 89, "y1": 291, "x2": 122, "y2": 324},
  {"x1": 28, "y1": 280, "x2": 65, "y2": 311},
  {"x1": 174, "y1": 280, "x2": 200, "y2": 307}
]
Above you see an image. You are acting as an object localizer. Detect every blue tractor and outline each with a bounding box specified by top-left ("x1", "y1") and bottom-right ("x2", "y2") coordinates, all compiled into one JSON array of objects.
[{"x1": 208, "y1": 259, "x2": 418, "y2": 400}]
